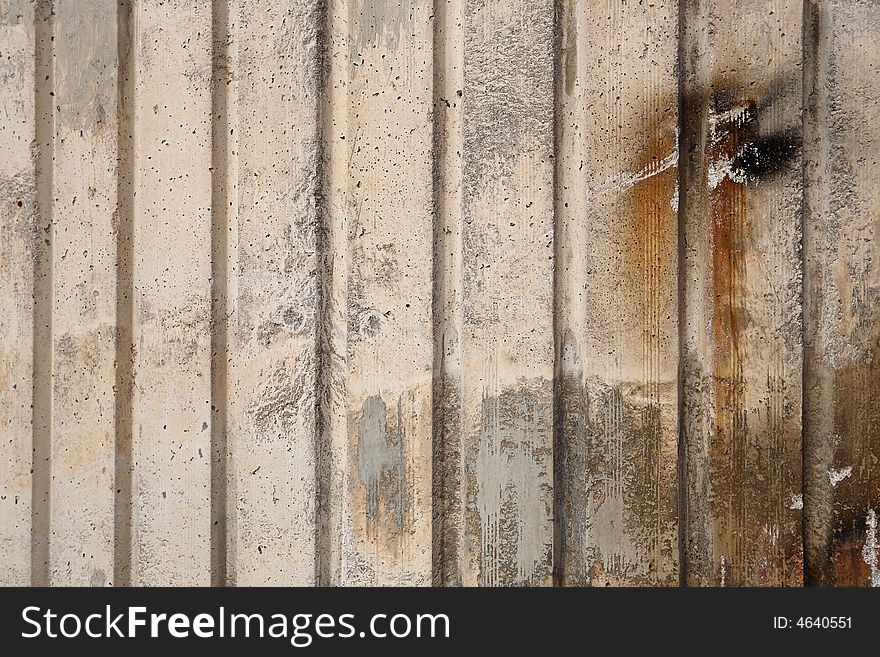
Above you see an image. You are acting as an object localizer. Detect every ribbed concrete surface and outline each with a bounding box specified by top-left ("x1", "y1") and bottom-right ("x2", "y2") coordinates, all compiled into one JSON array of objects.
[{"x1": 0, "y1": 0, "x2": 878, "y2": 586}]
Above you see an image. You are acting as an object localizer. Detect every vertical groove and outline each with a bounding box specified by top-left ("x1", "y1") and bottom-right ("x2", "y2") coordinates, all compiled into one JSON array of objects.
[
  {"x1": 312, "y1": 0, "x2": 344, "y2": 587},
  {"x1": 315, "y1": 0, "x2": 346, "y2": 587},
  {"x1": 314, "y1": 0, "x2": 329, "y2": 587},
  {"x1": 550, "y1": 0, "x2": 564, "y2": 587},
  {"x1": 801, "y1": 0, "x2": 822, "y2": 587},
  {"x1": 114, "y1": 0, "x2": 135, "y2": 587},
  {"x1": 430, "y1": 0, "x2": 447, "y2": 587},
  {"x1": 31, "y1": 0, "x2": 54, "y2": 587},
  {"x1": 315, "y1": 0, "x2": 333, "y2": 588},
  {"x1": 675, "y1": 0, "x2": 689, "y2": 588},
  {"x1": 210, "y1": 0, "x2": 230, "y2": 588},
  {"x1": 431, "y1": 0, "x2": 464, "y2": 587}
]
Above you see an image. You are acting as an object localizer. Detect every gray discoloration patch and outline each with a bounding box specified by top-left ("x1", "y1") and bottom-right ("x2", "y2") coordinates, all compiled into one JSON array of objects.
[
  {"x1": 863, "y1": 509, "x2": 880, "y2": 587},
  {"x1": 356, "y1": 395, "x2": 408, "y2": 536},
  {"x1": 0, "y1": 0, "x2": 28, "y2": 25},
  {"x1": 470, "y1": 381, "x2": 552, "y2": 586},
  {"x1": 89, "y1": 569, "x2": 107, "y2": 587},
  {"x1": 0, "y1": 172, "x2": 36, "y2": 249},
  {"x1": 561, "y1": 378, "x2": 677, "y2": 585},
  {"x1": 352, "y1": 0, "x2": 410, "y2": 54},
  {"x1": 590, "y1": 388, "x2": 644, "y2": 579},
  {"x1": 138, "y1": 298, "x2": 211, "y2": 367},
  {"x1": 557, "y1": 329, "x2": 678, "y2": 585}
]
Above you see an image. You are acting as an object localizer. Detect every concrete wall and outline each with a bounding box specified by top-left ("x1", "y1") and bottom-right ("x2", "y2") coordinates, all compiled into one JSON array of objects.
[{"x1": 0, "y1": 0, "x2": 877, "y2": 586}]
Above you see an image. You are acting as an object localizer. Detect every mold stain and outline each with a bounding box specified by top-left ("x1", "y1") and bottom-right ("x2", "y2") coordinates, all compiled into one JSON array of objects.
[{"x1": 729, "y1": 130, "x2": 800, "y2": 184}]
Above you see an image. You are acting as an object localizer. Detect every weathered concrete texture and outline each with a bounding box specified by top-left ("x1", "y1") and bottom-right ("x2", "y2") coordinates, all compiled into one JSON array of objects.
[
  {"x1": 457, "y1": 0, "x2": 556, "y2": 586},
  {"x1": 222, "y1": 0, "x2": 322, "y2": 587},
  {"x1": 337, "y1": 0, "x2": 435, "y2": 585},
  {"x1": 556, "y1": 0, "x2": 680, "y2": 586},
  {"x1": 4, "y1": 0, "x2": 880, "y2": 589},
  {"x1": 0, "y1": 0, "x2": 36, "y2": 586},
  {"x1": 128, "y1": 0, "x2": 214, "y2": 585},
  {"x1": 803, "y1": 0, "x2": 880, "y2": 587},
  {"x1": 49, "y1": 0, "x2": 117, "y2": 586},
  {"x1": 681, "y1": 0, "x2": 804, "y2": 586}
]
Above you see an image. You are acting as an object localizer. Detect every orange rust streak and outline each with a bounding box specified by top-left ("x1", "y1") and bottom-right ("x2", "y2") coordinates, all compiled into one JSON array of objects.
[{"x1": 708, "y1": 101, "x2": 749, "y2": 584}]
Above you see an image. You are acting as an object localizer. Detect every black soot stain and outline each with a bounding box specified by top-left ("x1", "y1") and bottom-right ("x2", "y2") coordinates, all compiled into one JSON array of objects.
[{"x1": 729, "y1": 129, "x2": 800, "y2": 183}]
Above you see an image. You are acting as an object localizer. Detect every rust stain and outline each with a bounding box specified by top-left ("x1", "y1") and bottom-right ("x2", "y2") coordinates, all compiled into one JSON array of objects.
[
  {"x1": 619, "y1": 104, "x2": 678, "y2": 586},
  {"x1": 830, "y1": 363, "x2": 880, "y2": 585},
  {"x1": 708, "y1": 91, "x2": 751, "y2": 586},
  {"x1": 558, "y1": 86, "x2": 680, "y2": 586},
  {"x1": 833, "y1": 535, "x2": 873, "y2": 586},
  {"x1": 697, "y1": 80, "x2": 803, "y2": 586}
]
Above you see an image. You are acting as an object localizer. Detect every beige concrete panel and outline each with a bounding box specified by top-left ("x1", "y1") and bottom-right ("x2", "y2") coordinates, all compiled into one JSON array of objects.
[
  {"x1": 556, "y1": 0, "x2": 680, "y2": 586},
  {"x1": 222, "y1": 0, "x2": 323, "y2": 587},
  {"x1": 336, "y1": 0, "x2": 435, "y2": 585},
  {"x1": 128, "y1": 0, "x2": 214, "y2": 585},
  {"x1": 0, "y1": 0, "x2": 36, "y2": 586},
  {"x1": 457, "y1": 0, "x2": 555, "y2": 586},
  {"x1": 48, "y1": 0, "x2": 118, "y2": 587}
]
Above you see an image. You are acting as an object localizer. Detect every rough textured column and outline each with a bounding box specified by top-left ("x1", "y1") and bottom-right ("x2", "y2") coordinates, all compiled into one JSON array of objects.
[
  {"x1": 804, "y1": 0, "x2": 880, "y2": 588},
  {"x1": 222, "y1": 0, "x2": 323, "y2": 586},
  {"x1": 49, "y1": 0, "x2": 118, "y2": 586},
  {"x1": 681, "y1": 0, "x2": 804, "y2": 586},
  {"x1": 128, "y1": 0, "x2": 214, "y2": 585},
  {"x1": 555, "y1": 0, "x2": 680, "y2": 586},
  {"x1": 457, "y1": 0, "x2": 556, "y2": 586},
  {"x1": 0, "y1": 0, "x2": 36, "y2": 586}
]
